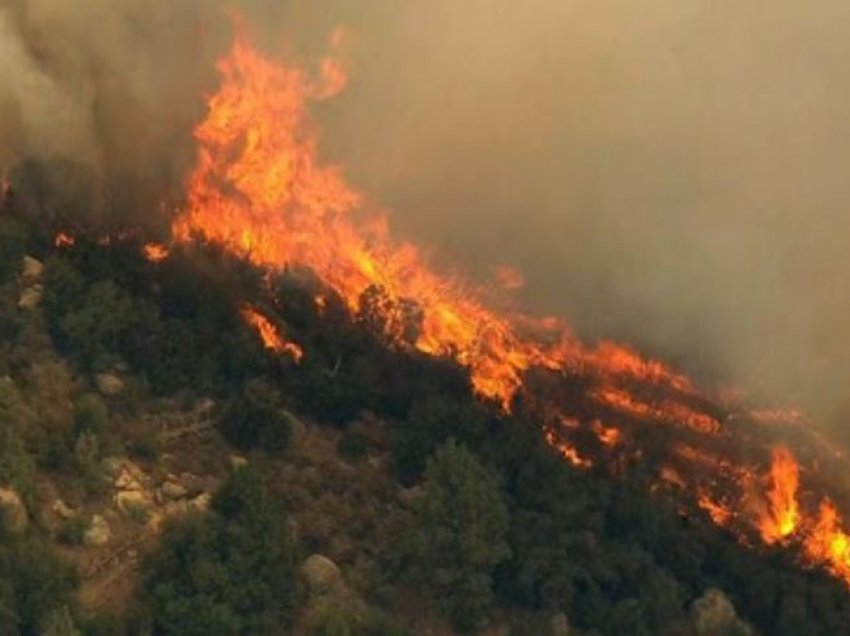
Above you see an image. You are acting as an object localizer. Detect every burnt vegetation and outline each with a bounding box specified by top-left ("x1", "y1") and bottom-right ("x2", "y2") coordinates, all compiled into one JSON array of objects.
[{"x1": 0, "y1": 188, "x2": 849, "y2": 635}]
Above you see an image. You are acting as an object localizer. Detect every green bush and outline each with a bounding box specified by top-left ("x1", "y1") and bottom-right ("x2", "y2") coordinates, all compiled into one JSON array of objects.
[
  {"x1": 57, "y1": 517, "x2": 88, "y2": 546},
  {"x1": 218, "y1": 398, "x2": 293, "y2": 454},
  {"x1": 410, "y1": 440, "x2": 510, "y2": 631},
  {"x1": 337, "y1": 431, "x2": 368, "y2": 462},
  {"x1": 73, "y1": 394, "x2": 109, "y2": 438},
  {"x1": 0, "y1": 217, "x2": 26, "y2": 283},
  {"x1": 139, "y1": 468, "x2": 299, "y2": 635}
]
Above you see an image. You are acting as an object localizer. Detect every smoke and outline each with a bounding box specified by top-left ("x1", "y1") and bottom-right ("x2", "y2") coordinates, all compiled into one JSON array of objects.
[{"x1": 3, "y1": 1, "x2": 850, "y2": 428}]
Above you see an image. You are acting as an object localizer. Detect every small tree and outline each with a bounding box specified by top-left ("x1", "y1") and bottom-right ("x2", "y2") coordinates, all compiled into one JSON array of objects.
[{"x1": 410, "y1": 440, "x2": 510, "y2": 631}]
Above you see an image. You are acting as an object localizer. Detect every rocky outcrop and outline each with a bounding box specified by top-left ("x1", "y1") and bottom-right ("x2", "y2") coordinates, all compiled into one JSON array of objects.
[
  {"x1": 301, "y1": 554, "x2": 344, "y2": 596},
  {"x1": 18, "y1": 285, "x2": 42, "y2": 310},
  {"x1": 691, "y1": 589, "x2": 753, "y2": 636},
  {"x1": 52, "y1": 498, "x2": 75, "y2": 520},
  {"x1": 83, "y1": 514, "x2": 111, "y2": 547},
  {"x1": 21, "y1": 256, "x2": 43, "y2": 281},
  {"x1": 0, "y1": 487, "x2": 28, "y2": 535},
  {"x1": 95, "y1": 373, "x2": 124, "y2": 396}
]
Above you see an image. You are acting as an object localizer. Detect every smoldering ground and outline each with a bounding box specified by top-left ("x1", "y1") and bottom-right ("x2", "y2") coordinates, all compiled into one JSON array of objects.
[{"x1": 3, "y1": 1, "x2": 850, "y2": 429}]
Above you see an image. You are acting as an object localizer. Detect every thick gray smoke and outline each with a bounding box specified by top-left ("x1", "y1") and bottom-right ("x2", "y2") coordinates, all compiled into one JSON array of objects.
[{"x1": 3, "y1": 1, "x2": 850, "y2": 429}]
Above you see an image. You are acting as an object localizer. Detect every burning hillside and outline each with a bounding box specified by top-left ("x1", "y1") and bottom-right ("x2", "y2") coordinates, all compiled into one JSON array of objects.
[{"x1": 162, "y1": 20, "x2": 850, "y2": 593}]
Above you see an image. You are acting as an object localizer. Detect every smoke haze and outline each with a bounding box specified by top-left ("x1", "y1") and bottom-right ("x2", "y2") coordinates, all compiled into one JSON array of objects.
[{"x1": 2, "y1": 1, "x2": 850, "y2": 427}]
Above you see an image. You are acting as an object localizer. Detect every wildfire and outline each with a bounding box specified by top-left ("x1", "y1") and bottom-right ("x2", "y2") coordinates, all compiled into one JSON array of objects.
[
  {"x1": 757, "y1": 447, "x2": 801, "y2": 544},
  {"x1": 169, "y1": 20, "x2": 850, "y2": 591},
  {"x1": 241, "y1": 307, "x2": 303, "y2": 362}
]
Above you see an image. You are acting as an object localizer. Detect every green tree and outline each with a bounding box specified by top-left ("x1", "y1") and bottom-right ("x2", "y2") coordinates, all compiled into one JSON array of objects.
[
  {"x1": 140, "y1": 468, "x2": 299, "y2": 635},
  {"x1": 0, "y1": 217, "x2": 26, "y2": 284},
  {"x1": 410, "y1": 440, "x2": 510, "y2": 631}
]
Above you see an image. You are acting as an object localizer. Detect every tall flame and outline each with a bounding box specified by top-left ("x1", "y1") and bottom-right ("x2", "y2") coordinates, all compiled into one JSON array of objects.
[
  {"x1": 757, "y1": 447, "x2": 801, "y2": 544},
  {"x1": 170, "y1": 23, "x2": 850, "y2": 591}
]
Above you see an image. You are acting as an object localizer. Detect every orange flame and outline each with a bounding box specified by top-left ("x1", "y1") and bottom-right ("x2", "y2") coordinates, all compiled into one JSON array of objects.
[
  {"x1": 592, "y1": 419, "x2": 621, "y2": 447},
  {"x1": 698, "y1": 490, "x2": 733, "y2": 527},
  {"x1": 171, "y1": 27, "x2": 720, "y2": 413},
  {"x1": 54, "y1": 232, "x2": 75, "y2": 248},
  {"x1": 803, "y1": 500, "x2": 850, "y2": 585},
  {"x1": 545, "y1": 428, "x2": 593, "y2": 469},
  {"x1": 170, "y1": 22, "x2": 850, "y2": 590},
  {"x1": 241, "y1": 307, "x2": 303, "y2": 362},
  {"x1": 143, "y1": 243, "x2": 169, "y2": 263},
  {"x1": 757, "y1": 447, "x2": 801, "y2": 544}
]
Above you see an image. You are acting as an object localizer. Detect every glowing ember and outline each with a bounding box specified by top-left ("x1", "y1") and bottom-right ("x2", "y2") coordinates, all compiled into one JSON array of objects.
[
  {"x1": 143, "y1": 243, "x2": 169, "y2": 262},
  {"x1": 592, "y1": 419, "x2": 621, "y2": 447},
  {"x1": 545, "y1": 428, "x2": 593, "y2": 469},
  {"x1": 54, "y1": 232, "x2": 75, "y2": 248},
  {"x1": 241, "y1": 307, "x2": 303, "y2": 362}
]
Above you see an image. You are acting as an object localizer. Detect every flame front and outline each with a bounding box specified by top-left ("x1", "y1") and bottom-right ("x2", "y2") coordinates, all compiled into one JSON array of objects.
[{"x1": 170, "y1": 24, "x2": 850, "y2": 591}]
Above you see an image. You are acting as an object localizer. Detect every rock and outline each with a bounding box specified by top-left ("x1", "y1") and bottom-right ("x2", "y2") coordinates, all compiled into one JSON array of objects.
[
  {"x1": 229, "y1": 454, "x2": 248, "y2": 470},
  {"x1": 21, "y1": 256, "x2": 43, "y2": 281},
  {"x1": 52, "y1": 498, "x2": 75, "y2": 520},
  {"x1": 188, "y1": 492, "x2": 212, "y2": 512},
  {"x1": 95, "y1": 373, "x2": 124, "y2": 396},
  {"x1": 18, "y1": 285, "x2": 43, "y2": 310},
  {"x1": 691, "y1": 589, "x2": 753, "y2": 636},
  {"x1": 179, "y1": 472, "x2": 206, "y2": 496},
  {"x1": 301, "y1": 554, "x2": 343, "y2": 596},
  {"x1": 83, "y1": 514, "x2": 111, "y2": 547},
  {"x1": 101, "y1": 456, "x2": 125, "y2": 478},
  {"x1": 161, "y1": 481, "x2": 188, "y2": 500},
  {"x1": 0, "y1": 488, "x2": 28, "y2": 535},
  {"x1": 551, "y1": 612, "x2": 570, "y2": 636},
  {"x1": 115, "y1": 490, "x2": 153, "y2": 516}
]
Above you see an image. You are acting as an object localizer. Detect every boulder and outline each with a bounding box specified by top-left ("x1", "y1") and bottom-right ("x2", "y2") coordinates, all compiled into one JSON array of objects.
[
  {"x1": 83, "y1": 514, "x2": 111, "y2": 547},
  {"x1": 301, "y1": 554, "x2": 343, "y2": 596},
  {"x1": 229, "y1": 454, "x2": 248, "y2": 470},
  {"x1": 52, "y1": 498, "x2": 75, "y2": 520},
  {"x1": 179, "y1": 472, "x2": 207, "y2": 496},
  {"x1": 95, "y1": 373, "x2": 124, "y2": 396},
  {"x1": 18, "y1": 285, "x2": 42, "y2": 310},
  {"x1": 115, "y1": 490, "x2": 153, "y2": 517},
  {"x1": 188, "y1": 492, "x2": 212, "y2": 512},
  {"x1": 691, "y1": 589, "x2": 753, "y2": 636},
  {"x1": 21, "y1": 256, "x2": 43, "y2": 281},
  {"x1": 161, "y1": 480, "x2": 188, "y2": 500},
  {"x1": 0, "y1": 488, "x2": 28, "y2": 535}
]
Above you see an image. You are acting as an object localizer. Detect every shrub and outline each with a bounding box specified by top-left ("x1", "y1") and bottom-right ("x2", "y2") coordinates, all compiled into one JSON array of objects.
[
  {"x1": 218, "y1": 398, "x2": 293, "y2": 454},
  {"x1": 337, "y1": 431, "x2": 368, "y2": 462},
  {"x1": 139, "y1": 468, "x2": 299, "y2": 635}
]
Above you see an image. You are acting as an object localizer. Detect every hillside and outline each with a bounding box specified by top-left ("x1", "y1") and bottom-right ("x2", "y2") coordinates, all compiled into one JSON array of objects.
[{"x1": 0, "y1": 187, "x2": 848, "y2": 636}]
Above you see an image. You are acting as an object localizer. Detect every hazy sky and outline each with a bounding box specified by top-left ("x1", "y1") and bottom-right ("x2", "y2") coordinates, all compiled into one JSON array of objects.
[{"x1": 3, "y1": 1, "x2": 850, "y2": 424}]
